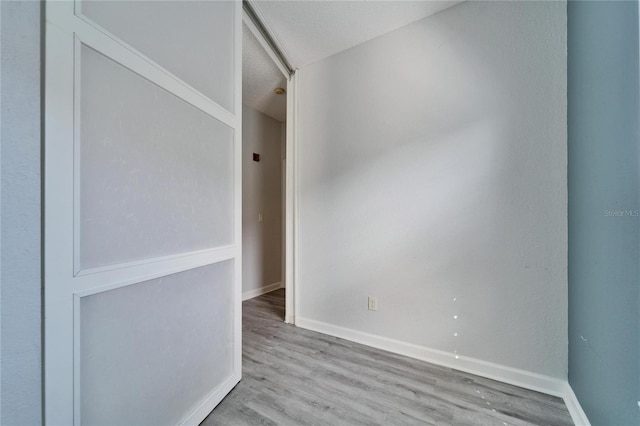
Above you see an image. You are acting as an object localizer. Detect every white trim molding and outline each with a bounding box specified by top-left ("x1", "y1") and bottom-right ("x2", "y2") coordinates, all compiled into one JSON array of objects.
[
  {"x1": 178, "y1": 372, "x2": 241, "y2": 426},
  {"x1": 242, "y1": 282, "x2": 283, "y2": 301},
  {"x1": 296, "y1": 316, "x2": 591, "y2": 426},
  {"x1": 562, "y1": 382, "x2": 592, "y2": 426},
  {"x1": 296, "y1": 317, "x2": 566, "y2": 396},
  {"x1": 284, "y1": 71, "x2": 299, "y2": 325}
]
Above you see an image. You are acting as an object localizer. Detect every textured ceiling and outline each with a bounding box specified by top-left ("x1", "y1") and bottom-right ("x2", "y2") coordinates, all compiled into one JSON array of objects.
[
  {"x1": 242, "y1": 1, "x2": 464, "y2": 122},
  {"x1": 242, "y1": 23, "x2": 288, "y2": 122},
  {"x1": 250, "y1": 0, "x2": 465, "y2": 69}
]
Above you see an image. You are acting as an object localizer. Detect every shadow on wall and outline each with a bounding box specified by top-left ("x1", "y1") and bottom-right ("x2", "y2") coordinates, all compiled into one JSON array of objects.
[{"x1": 297, "y1": 0, "x2": 567, "y2": 377}]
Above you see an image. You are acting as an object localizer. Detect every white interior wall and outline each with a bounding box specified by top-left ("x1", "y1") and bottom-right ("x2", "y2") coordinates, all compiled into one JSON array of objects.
[
  {"x1": 296, "y1": 0, "x2": 567, "y2": 379},
  {"x1": 242, "y1": 105, "x2": 283, "y2": 298}
]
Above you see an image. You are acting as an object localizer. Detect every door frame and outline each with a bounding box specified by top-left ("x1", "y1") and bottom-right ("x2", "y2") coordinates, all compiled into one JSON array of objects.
[
  {"x1": 284, "y1": 73, "x2": 298, "y2": 325},
  {"x1": 242, "y1": 8, "x2": 298, "y2": 324}
]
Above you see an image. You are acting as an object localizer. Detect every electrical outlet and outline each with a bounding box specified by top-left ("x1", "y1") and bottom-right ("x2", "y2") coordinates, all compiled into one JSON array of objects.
[{"x1": 368, "y1": 296, "x2": 378, "y2": 311}]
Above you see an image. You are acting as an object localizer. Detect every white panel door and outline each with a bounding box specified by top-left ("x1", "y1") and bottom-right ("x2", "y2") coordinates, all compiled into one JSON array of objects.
[{"x1": 44, "y1": 2, "x2": 242, "y2": 425}]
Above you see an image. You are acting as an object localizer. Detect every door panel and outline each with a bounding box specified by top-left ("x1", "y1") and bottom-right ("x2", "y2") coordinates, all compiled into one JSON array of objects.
[
  {"x1": 78, "y1": 0, "x2": 236, "y2": 112},
  {"x1": 80, "y1": 261, "x2": 234, "y2": 426},
  {"x1": 78, "y1": 43, "x2": 234, "y2": 271},
  {"x1": 44, "y1": 2, "x2": 242, "y2": 425}
]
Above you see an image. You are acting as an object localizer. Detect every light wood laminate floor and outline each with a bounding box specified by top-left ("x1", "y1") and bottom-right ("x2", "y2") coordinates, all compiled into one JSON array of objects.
[{"x1": 202, "y1": 289, "x2": 573, "y2": 426}]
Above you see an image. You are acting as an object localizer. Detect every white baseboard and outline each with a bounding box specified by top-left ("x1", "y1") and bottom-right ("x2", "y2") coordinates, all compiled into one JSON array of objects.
[
  {"x1": 179, "y1": 372, "x2": 240, "y2": 426},
  {"x1": 242, "y1": 282, "x2": 283, "y2": 301},
  {"x1": 562, "y1": 382, "x2": 592, "y2": 426},
  {"x1": 296, "y1": 317, "x2": 593, "y2": 425},
  {"x1": 296, "y1": 317, "x2": 567, "y2": 397}
]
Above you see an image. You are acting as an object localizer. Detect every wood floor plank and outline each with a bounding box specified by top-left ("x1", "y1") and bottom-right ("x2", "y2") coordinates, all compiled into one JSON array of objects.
[{"x1": 201, "y1": 289, "x2": 573, "y2": 426}]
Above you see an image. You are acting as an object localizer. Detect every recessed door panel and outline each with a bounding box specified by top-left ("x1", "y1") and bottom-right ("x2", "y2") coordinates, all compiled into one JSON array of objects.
[
  {"x1": 79, "y1": 44, "x2": 234, "y2": 271},
  {"x1": 78, "y1": 0, "x2": 236, "y2": 112},
  {"x1": 80, "y1": 261, "x2": 234, "y2": 426}
]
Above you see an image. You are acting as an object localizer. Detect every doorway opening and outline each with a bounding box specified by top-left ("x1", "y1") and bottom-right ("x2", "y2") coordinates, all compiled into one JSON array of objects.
[{"x1": 241, "y1": 9, "x2": 294, "y2": 323}]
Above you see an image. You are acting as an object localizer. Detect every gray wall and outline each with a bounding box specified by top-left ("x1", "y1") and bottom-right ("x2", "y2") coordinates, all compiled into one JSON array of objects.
[
  {"x1": 568, "y1": 1, "x2": 640, "y2": 425},
  {"x1": 0, "y1": 1, "x2": 43, "y2": 424},
  {"x1": 296, "y1": 0, "x2": 568, "y2": 378},
  {"x1": 242, "y1": 105, "x2": 283, "y2": 296}
]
